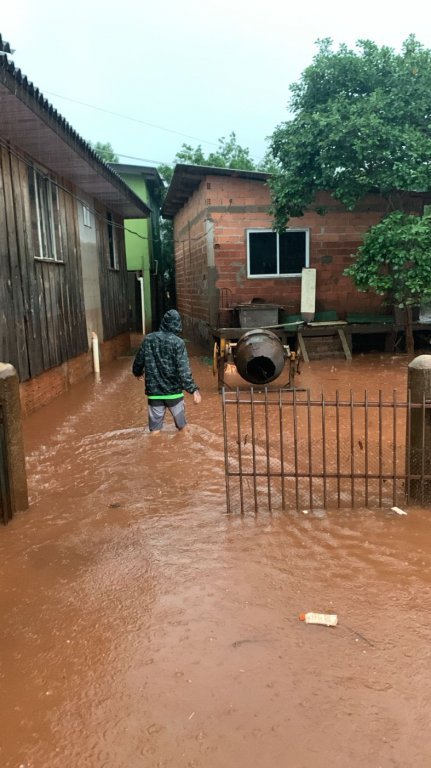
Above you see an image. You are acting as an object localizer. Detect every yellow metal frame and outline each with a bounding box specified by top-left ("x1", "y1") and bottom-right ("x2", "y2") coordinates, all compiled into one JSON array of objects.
[{"x1": 213, "y1": 332, "x2": 300, "y2": 391}]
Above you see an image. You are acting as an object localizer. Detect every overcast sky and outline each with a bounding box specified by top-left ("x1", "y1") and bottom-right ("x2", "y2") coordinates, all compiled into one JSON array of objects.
[{"x1": 3, "y1": 0, "x2": 431, "y2": 168}]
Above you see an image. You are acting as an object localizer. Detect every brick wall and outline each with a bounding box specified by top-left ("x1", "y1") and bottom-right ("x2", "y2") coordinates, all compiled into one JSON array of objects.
[
  {"x1": 210, "y1": 184, "x2": 388, "y2": 316},
  {"x1": 19, "y1": 332, "x2": 130, "y2": 416},
  {"x1": 174, "y1": 182, "x2": 214, "y2": 344},
  {"x1": 173, "y1": 174, "x2": 423, "y2": 345}
]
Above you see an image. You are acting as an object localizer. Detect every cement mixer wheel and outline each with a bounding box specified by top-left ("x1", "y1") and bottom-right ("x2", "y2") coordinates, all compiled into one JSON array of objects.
[{"x1": 213, "y1": 338, "x2": 227, "y2": 376}]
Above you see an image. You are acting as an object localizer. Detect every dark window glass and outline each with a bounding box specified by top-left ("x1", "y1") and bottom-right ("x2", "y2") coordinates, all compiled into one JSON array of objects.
[
  {"x1": 249, "y1": 231, "x2": 277, "y2": 275},
  {"x1": 279, "y1": 231, "x2": 306, "y2": 274}
]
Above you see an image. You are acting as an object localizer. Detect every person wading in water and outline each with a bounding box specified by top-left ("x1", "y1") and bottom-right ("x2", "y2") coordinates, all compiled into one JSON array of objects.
[{"x1": 132, "y1": 309, "x2": 201, "y2": 434}]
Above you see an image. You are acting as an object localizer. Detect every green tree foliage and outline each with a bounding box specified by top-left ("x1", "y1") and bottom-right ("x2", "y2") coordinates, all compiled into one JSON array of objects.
[
  {"x1": 345, "y1": 211, "x2": 431, "y2": 353},
  {"x1": 157, "y1": 163, "x2": 174, "y2": 187},
  {"x1": 269, "y1": 35, "x2": 431, "y2": 228},
  {"x1": 269, "y1": 35, "x2": 431, "y2": 350},
  {"x1": 90, "y1": 141, "x2": 119, "y2": 162},
  {"x1": 158, "y1": 132, "x2": 258, "y2": 185},
  {"x1": 179, "y1": 132, "x2": 256, "y2": 170},
  {"x1": 158, "y1": 218, "x2": 176, "y2": 313},
  {"x1": 256, "y1": 149, "x2": 279, "y2": 175},
  {"x1": 157, "y1": 133, "x2": 261, "y2": 310}
]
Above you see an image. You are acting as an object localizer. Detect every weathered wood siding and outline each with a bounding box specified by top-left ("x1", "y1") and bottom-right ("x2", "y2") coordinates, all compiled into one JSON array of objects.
[
  {"x1": 95, "y1": 206, "x2": 129, "y2": 340},
  {"x1": 0, "y1": 143, "x2": 130, "y2": 381},
  {"x1": 0, "y1": 144, "x2": 88, "y2": 381}
]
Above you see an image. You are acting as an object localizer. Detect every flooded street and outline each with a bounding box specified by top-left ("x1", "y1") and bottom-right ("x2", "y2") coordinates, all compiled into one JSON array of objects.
[{"x1": 1, "y1": 350, "x2": 431, "y2": 767}]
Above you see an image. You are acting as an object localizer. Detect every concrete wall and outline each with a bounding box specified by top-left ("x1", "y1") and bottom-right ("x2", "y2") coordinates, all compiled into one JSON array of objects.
[{"x1": 78, "y1": 197, "x2": 104, "y2": 345}]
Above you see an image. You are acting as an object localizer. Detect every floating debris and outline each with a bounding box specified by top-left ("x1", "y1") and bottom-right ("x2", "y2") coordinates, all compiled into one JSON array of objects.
[
  {"x1": 299, "y1": 612, "x2": 338, "y2": 627},
  {"x1": 391, "y1": 506, "x2": 407, "y2": 516}
]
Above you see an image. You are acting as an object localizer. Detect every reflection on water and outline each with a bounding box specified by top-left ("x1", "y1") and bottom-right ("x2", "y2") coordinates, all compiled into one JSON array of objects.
[{"x1": 0, "y1": 353, "x2": 430, "y2": 767}]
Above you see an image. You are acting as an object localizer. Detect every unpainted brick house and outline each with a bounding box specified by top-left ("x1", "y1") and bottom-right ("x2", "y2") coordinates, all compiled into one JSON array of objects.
[
  {"x1": 0, "y1": 37, "x2": 150, "y2": 414},
  {"x1": 162, "y1": 164, "x2": 427, "y2": 347}
]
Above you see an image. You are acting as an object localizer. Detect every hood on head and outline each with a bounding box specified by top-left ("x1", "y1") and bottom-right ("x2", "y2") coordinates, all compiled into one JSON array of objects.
[{"x1": 159, "y1": 309, "x2": 182, "y2": 334}]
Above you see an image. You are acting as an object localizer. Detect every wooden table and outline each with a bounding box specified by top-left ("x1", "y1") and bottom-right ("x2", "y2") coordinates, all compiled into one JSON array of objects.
[{"x1": 212, "y1": 321, "x2": 431, "y2": 364}]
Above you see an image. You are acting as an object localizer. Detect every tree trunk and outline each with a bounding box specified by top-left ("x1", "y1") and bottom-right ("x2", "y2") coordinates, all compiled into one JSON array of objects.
[{"x1": 405, "y1": 306, "x2": 415, "y2": 356}]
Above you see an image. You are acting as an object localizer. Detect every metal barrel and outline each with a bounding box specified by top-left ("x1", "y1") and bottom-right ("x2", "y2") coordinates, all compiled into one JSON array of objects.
[{"x1": 233, "y1": 328, "x2": 286, "y2": 385}]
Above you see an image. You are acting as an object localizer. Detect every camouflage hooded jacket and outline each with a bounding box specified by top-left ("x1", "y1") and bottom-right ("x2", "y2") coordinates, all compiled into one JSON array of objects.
[{"x1": 132, "y1": 310, "x2": 199, "y2": 397}]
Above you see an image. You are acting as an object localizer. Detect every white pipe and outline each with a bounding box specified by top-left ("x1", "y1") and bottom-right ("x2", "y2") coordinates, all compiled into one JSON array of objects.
[
  {"x1": 91, "y1": 331, "x2": 100, "y2": 374},
  {"x1": 138, "y1": 276, "x2": 146, "y2": 336}
]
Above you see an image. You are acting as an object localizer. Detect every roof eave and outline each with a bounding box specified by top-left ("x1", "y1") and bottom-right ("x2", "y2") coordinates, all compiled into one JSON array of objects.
[
  {"x1": 161, "y1": 163, "x2": 271, "y2": 218},
  {"x1": 0, "y1": 58, "x2": 150, "y2": 219}
]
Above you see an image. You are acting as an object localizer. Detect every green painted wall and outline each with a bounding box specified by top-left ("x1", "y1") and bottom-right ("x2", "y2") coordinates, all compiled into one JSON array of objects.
[{"x1": 121, "y1": 173, "x2": 153, "y2": 333}]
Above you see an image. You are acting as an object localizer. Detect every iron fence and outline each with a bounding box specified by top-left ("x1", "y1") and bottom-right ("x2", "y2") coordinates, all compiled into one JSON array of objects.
[{"x1": 222, "y1": 387, "x2": 431, "y2": 514}]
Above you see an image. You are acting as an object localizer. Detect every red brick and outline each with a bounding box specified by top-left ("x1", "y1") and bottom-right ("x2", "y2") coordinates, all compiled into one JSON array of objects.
[{"x1": 19, "y1": 333, "x2": 131, "y2": 416}]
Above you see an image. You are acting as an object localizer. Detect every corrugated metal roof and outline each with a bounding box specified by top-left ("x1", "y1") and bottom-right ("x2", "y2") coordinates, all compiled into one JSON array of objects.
[
  {"x1": 162, "y1": 163, "x2": 271, "y2": 218},
  {"x1": 0, "y1": 40, "x2": 150, "y2": 219}
]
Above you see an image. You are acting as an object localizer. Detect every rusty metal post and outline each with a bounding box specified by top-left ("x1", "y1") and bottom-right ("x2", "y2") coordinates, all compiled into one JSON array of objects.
[
  {"x1": 407, "y1": 355, "x2": 431, "y2": 504},
  {"x1": 0, "y1": 363, "x2": 29, "y2": 515}
]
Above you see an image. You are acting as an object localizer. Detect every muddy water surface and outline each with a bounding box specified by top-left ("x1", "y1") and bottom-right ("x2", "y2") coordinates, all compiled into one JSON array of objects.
[{"x1": 1, "y1": 352, "x2": 431, "y2": 767}]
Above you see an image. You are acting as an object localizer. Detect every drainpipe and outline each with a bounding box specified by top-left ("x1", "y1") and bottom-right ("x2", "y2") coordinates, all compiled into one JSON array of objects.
[
  {"x1": 91, "y1": 331, "x2": 100, "y2": 375},
  {"x1": 138, "y1": 275, "x2": 146, "y2": 336}
]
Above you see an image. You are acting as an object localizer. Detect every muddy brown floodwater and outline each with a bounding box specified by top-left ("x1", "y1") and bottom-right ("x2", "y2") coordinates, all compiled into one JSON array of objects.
[{"x1": 1, "y1": 350, "x2": 431, "y2": 768}]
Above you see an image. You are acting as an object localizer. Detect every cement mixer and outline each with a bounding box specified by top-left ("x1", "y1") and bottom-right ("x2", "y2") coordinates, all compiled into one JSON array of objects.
[{"x1": 213, "y1": 328, "x2": 300, "y2": 390}]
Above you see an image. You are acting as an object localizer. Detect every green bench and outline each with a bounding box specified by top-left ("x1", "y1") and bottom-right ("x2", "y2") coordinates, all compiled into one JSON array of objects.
[{"x1": 346, "y1": 313, "x2": 394, "y2": 325}]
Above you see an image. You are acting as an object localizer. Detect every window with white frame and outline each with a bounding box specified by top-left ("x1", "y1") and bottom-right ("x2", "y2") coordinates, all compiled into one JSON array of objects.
[
  {"x1": 247, "y1": 228, "x2": 309, "y2": 277},
  {"x1": 107, "y1": 212, "x2": 119, "y2": 269},
  {"x1": 82, "y1": 204, "x2": 92, "y2": 227},
  {"x1": 31, "y1": 168, "x2": 63, "y2": 261}
]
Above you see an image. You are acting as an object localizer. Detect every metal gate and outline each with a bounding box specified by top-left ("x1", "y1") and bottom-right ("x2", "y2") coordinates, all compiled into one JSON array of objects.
[
  {"x1": 0, "y1": 403, "x2": 13, "y2": 524},
  {"x1": 222, "y1": 387, "x2": 431, "y2": 514}
]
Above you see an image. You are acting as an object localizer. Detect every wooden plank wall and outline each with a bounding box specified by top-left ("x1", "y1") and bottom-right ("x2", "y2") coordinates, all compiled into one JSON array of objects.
[
  {"x1": 0, "y1": 144, "x2": 89, "y2": 381},
  {"x1": 95, "y1": 206, "x2": 129, "y2": 340}
]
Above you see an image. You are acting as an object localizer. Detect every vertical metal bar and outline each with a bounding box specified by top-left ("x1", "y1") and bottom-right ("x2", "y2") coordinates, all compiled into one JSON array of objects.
[
  {"x1": 264, "y1": 387, "x2": 272, "y2": 512},
  {"x1": 392, "y1": 390, "x2": 397, "y2": 506},
  {"x1": 250, "y1": 387, "x2": 258, "y2": 513},
  {"x1": 279, "y1": 388, "x2": 286, "y2": 510},
  {"x1": 236, "y1": 387, "x2": 244, "y2": 515},
  {"x1": 421, "y1": 392, "x2": 426, "y2": 506},
  {"x1": 406, "y1": 389, "x2": 411, "y2": 503},
  {"x1": 293, "y1": 388, "x2": 300, "y2": 510},
  {"x1": 336, "y1": 390, "x2": 341, "y2": 508},
  {"x1": 307, "y1": 388, "x2": 313, "y2": 509},
  {"x1": 350, "y1": 390, "x2": 355, "y2": 507},
  {"x1": 378, "y1": 389, "x2": 383, "y2": 506},
  {"x1": 221, "y1": 388, "x2": 231, "y2": 514},
  {"x1": 321, "y1": 391, "x2": 327, "y2": 510},
  {"x1": 364, "y1": 390, "x2": 369, "y2": 508}
]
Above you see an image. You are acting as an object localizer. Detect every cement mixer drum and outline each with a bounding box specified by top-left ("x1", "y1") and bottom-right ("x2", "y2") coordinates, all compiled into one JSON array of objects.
[{"x1": 233, "y1": 328, "x2": 286, "y2": 385}]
